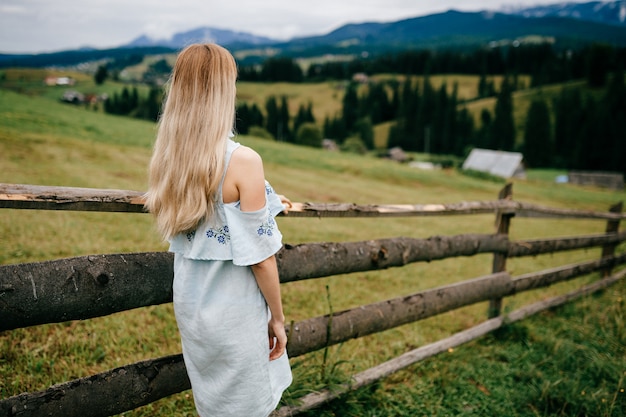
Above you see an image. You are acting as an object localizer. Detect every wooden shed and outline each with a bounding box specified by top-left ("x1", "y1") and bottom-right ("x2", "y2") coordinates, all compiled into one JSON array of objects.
[{"x1": 462, "y1": 148, "x2": 526, "y2": 179}]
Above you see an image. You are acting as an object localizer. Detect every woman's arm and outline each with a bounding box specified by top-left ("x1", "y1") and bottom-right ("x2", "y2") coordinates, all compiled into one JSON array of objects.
[
  {"x1": 227, "y1": 146, "x2": 287, "y2": 360},
  {"x1": 251, "y1": 256, "x2": 287, "y2": 361}
]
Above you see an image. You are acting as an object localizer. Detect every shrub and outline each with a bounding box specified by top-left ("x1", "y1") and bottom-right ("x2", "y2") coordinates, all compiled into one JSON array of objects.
[
  {"x1": 295, "y1": 123, "x2": 323, "y2": 148},
  {"x1": 247, "y1": 126, "x2": 274, "y2": 140}
]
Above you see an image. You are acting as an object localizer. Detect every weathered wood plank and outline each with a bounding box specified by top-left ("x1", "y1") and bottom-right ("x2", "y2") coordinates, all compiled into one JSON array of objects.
[
  {"x1": 490, "y1": 184, "x2": 513, "y2": 317},
  {"x1": 3, "y1": 235, "x2": 625, "y2": 331},
  {"x1": 513, "y1": 252, "x2": 626, "y2": 293},
  {"x1": 274, "y1": 269, "x2": 626, "y2": 416},
  {"x1": 277, "y1": 234, "x2": 509, "y2": 282},
  {"x1": 286, "y1": 272, "x2": 514, "y2": 357},
  {"x1": 601, "y1": 202, "x2": 623, "y2": 276},
  {"x1": 2, "y1": 267, "x2": 624, "y2": 417},
  {"x1": 0, "y1": 253, "x2": 174, "y2": 331},
  {"x1": 0, "y1": 354, "x2": 189, "y2": 417},
  {"x1": 0, "y1": 235, "x2": 507, "y2": 330},
  {"x1": 285, "y1": 253, "x2": 626, "y2": 357},
  {"x1": 2, "y1": 184, "x2": 623, "y2": 220},
  {"x1": 507, "y1": 232, "x2": 626, "y2": 257},
  {"x1": 0, "y1": 184, "x2": 146, "y2": 213}
]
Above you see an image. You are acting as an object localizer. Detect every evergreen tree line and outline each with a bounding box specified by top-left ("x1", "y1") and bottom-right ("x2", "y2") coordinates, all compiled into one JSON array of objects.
[
  {"x1": 524, "y1": 70, "x2": 625, "y2": 174},
  {"x1": 236, "y1": 97, "x2": 319, "y2": 146},
  {"x1": 103, "y1": 86, "x2": 162, "y2": 121},
  {"x1": 235, "y1": 67, "x2": 625, "y2": 175},
  {"x1": 100, "y1": 43, "x2": 624, "y2": 174},
  {"x1": 387, "y1": 76, "x2": 476, "y2": 157},
  {"x1": 238, "y1": 43, "x2": 626, "y2": 89}
]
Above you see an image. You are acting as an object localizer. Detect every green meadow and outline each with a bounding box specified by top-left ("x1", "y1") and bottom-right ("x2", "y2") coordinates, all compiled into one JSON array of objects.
[{"x1": 0, "y1": 72, "x2": 624, "y2": 416}]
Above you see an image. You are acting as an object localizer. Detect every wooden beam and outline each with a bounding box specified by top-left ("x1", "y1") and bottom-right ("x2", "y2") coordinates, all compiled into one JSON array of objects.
[
  {"x1": 489, "y1": 184, "x2": 513, "y2": 318},
  {"x1": 508, "y1": 232, "x2": 626, "y2": 257},
  {"x1": 2, "y1": 267, "x2": 624, "y2": 417},
  {"x1": 287, "y1": 272, "x2": 513, "y2": 357},
  {"x1": 3, "y1": 237, "x2": 625, "y2": 331},
  {"x1": 0, "y1": 235, "x2": 507, "y2": 331},
  {"x1": 2, "y1": 183, "x2": 624, "y2": 220},
  {"x1": 273, "y1": 269, "x2": 626, "y2": 416},
  {"x1": 0, "y1": 354, "x2": 189, "y2": 417},
  {"x1": 277, "y1": 234, "x2": 509, "y2": 282},
  {"x1": 601, "y1": 202, "x2": 623, "y2": 276},
  {"x1": 0, "y1": 252, "x2": 174, "y2": 331},
  {"x1": 0, "y1": 183, "x2": 146, "y2": 213},
  {"x1": 513, "y1": 252, "x2": 626, "y2": 293}
]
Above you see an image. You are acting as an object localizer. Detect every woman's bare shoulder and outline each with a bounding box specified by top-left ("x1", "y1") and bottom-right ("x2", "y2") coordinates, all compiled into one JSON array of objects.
[{"x1": 230, "y1": 145, "x2": 263, "y2": 170}]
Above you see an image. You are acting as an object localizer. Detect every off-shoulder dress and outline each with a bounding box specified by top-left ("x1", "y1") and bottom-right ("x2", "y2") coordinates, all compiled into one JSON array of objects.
[{"x1": 169, "y1": 139, "x2": 292, "y2": 417}]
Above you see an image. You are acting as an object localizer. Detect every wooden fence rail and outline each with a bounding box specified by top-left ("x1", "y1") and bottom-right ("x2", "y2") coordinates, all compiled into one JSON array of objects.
[
  {"x1": 2, "y1": 183, "x2": 626, "y2": 220},
  {"x1": 4, "y1": 233, "x2": 626, "y2": 332},
  {"x1": 1, "y1": 183, "x2": 624, "y2": 417},
  {"x1": 2, "y1": 256, "x2": 625, "y2": 417}
]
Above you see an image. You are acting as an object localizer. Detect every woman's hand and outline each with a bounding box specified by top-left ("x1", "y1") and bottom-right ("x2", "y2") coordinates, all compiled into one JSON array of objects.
[
  {"x1": 268, "y1": 317, "x2": 287, "y2": 361},
  {"x1": 277, "y1": 194, "x2": 292, "y2": 213}
]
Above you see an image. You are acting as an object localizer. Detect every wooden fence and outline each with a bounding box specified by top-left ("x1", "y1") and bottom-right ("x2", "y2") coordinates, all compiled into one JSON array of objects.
[{"x1": 1, "y1": 182, "x2": 625, "y2": 416}]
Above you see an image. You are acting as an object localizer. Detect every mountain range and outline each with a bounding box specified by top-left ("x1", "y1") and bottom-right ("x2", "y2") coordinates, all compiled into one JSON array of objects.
[
  {"x1": 126, "y1": 27, "x2": 276, "y2": 49},
  {"x1": 127, "y1": 1, "x2": 626, "y2": 51},
  {"x1": 504, "y1": 0, "x2": 626, "y2": 26},
  {"x1": 1, "y1": 1, "x2": 626, "y2": 68}
]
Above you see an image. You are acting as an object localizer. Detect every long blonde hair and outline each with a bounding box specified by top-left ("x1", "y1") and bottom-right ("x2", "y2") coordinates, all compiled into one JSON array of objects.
[{"x1": 145, "y1": 43, "x2": 237, "y2": 240}]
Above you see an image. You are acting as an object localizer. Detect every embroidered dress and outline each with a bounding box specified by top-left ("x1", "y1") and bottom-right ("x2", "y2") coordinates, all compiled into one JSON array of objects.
[{"x1": 169, "y1": 139, "x2": 292, "y2": 417}]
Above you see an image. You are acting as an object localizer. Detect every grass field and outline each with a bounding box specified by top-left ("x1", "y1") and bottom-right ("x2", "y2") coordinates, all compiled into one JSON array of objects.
[{"x1": 0, "y1": 75, "x2": 625, "y2": 416}]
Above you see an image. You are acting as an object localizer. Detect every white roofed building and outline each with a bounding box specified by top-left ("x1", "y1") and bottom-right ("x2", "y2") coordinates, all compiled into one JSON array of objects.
[{"x1": 462, "y1": 148, "x2": 526, "y2": 179}]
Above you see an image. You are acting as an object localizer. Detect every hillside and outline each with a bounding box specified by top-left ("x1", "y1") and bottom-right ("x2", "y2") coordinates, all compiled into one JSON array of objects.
[
  {"x1": 285, "y1": 9, "x2": 626, "y2": 53},
  {"x1": 1, "y1": 82, "x2": 625, "y2": 416}
]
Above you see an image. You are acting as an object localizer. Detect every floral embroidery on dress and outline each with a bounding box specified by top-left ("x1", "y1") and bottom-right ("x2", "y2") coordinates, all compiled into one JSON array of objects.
[
  {"x1": 186, "y1": 231, "x2": 196, "y2": 242},
  {"x1": 206, "y1": 225, "x2": 230, "y2": 244},
  {"x1": 265, "y1": 183, "x2": 274, "y2": 196},
  {"x1": 257, "y1": 215, "x2": 276, "y2": 236}
]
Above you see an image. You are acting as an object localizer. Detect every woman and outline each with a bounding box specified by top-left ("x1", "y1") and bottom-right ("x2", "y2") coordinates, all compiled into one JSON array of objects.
[{"x1": 145, "y1": 43, "x2": 292, "y2": 416}]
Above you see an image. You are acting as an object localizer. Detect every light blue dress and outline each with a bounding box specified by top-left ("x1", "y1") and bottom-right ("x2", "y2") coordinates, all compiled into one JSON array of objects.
[{"x1": 169, "y1": 139, "x2": 292, "y2": 417}]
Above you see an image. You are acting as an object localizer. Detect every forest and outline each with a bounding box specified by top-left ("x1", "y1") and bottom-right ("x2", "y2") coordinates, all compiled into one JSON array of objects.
[{"x1": 100, "y1": 42, "x2": 626, "y2": 175}]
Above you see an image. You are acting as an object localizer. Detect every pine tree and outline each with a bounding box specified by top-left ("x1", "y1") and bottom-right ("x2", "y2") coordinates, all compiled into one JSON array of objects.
[
  {"x1": 585, "y1": 43, "x2": 612, "y2": 88},
  {"x1": 265, "y1": 96, "x2": 279, "y2": 140},
  {"x1": 236, "y1": 103, "x2": 252, "y2": 134},
  {"x1": 492, "y1": 76, "x2": 516, "y2": 151},
  {"x1": 323, "y1": 115, "x2": 347, "y2": 142},
  {"x1": 342, "y1": 82, "x2": 359, "y2": 133},
  {"x1": 279, "y1": 96, "x2": 291, "y2": 142},
  {"x1": 477, "y1": 109, "x2": 494, "y2": 150},
  {"x1": 417, "y1": 75, "x2": 435, "y2": 153},
  {"x1": 604, "y1": 69, "x2": 626, "y2": 174},
  {"x1": 94, "y1": 65, "x2": 108, "y2": 85},
  {"x1": 293, "y1": 102, "x2": 315, "y2": 137},
  {"x1": 454, "y1": 107, "x2": 475, "y2": 157},
  {"x1": 523, "y1": 99, "x2": 553, "y2": 168},
  {"x1": 354, "y1": 117, "x2": 374, "y2": 150},
  {"x1": 553, "y1": 87, "x2": 584, "y2": 168}
]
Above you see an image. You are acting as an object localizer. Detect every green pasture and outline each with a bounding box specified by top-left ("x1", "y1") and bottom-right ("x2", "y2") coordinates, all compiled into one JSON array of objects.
[{"x1": 0, "y1": 77, "x2": 624, "y2": 416}]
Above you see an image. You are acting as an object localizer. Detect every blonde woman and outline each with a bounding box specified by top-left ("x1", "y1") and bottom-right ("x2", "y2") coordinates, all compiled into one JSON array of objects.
[{"x1": 145, "y1": 43, "x2": 292, "y2": 416}]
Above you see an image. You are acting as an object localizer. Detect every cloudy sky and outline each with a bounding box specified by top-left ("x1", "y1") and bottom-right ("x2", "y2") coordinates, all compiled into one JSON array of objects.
[{"x1": 0, "y1": 0, "x2": 593, "y2": 54}]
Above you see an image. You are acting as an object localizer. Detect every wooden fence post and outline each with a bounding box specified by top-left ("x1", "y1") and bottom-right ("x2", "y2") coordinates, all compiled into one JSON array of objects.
[
  {"x1": 489, "y1": 183, "x2": 514, "y2": 318},
  {"x1": 601, "y1": 202, "x2": 623, "y2": 277}
]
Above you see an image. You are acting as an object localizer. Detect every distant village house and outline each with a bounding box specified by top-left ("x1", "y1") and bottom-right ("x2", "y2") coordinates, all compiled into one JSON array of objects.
[
  {"x1": 462, "y1": 148, "x2": 526, "y2": 179},
  {"x1": 45, "y1": 76, "x2": 75, "y2": 86}
]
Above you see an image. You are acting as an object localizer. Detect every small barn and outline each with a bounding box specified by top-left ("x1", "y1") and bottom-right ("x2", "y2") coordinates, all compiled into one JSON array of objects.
[
  {"x1": 462, "y1": 148, "x2": 526, "y2": 179},
  {"x1": 568, "y1": 171, "x2": 624, "y2": 190}
]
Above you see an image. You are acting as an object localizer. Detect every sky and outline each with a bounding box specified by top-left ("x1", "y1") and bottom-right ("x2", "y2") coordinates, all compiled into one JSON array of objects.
[{"x1": 0, "y1": 0, "x2": 595, "y2": 54}]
